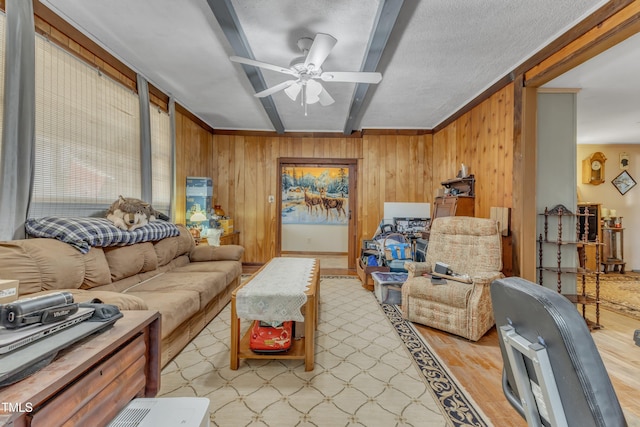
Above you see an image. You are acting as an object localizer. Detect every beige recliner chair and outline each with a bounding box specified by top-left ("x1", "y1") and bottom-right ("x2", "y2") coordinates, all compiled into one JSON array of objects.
[{"x1": 402, "y1": 216, "x2": 503, "y2": 341}]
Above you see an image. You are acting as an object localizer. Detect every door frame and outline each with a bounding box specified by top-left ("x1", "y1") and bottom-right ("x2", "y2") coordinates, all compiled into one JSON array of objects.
[{"x1": 277, "y1": 157, "x2": 358, "y2": 269}]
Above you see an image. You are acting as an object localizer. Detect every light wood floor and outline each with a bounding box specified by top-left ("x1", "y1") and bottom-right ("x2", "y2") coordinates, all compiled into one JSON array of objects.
[{"x1": 245, "y1": 256, "x2": 640, "y2": 424}]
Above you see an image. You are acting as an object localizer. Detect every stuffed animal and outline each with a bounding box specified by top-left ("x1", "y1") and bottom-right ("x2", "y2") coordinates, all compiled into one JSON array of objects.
[{"x1": 106, "y1": 195, "x2": 168, "y2": 231}]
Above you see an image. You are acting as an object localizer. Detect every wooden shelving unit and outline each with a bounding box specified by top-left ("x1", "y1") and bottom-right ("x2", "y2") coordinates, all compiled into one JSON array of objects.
[{"x1": 538, "y1": 204, "x2": 602, "y2": 329}]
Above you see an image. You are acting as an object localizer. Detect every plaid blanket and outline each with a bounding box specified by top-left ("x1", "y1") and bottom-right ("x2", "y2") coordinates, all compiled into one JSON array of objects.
[{"x1": 25, "y1": 217, "x2": 181, "y2": 253}]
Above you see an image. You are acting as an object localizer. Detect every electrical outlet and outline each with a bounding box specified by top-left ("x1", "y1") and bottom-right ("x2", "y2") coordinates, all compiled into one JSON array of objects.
[{"x1": 268, "y1": 195, "x2": 274, "y2": 203}]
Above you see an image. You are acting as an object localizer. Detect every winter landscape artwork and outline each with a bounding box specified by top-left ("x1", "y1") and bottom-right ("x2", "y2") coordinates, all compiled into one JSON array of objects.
[{"x1": 281, "y1": 166, "x2": 349, "y2": 225}]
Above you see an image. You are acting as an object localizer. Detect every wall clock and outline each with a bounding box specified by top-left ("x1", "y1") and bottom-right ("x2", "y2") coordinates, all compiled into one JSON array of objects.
[
  {"x1": 581, "y1": 151, "x2": 607, "y2": 185},
  {"x1": 612, "y1": 170, "x2": 637, "y2": 195}
]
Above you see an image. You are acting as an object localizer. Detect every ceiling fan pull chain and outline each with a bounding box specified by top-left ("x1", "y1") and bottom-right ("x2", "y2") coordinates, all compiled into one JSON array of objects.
[{"x1": 303, "y1": 84, "x2": 308, "y2": 116}]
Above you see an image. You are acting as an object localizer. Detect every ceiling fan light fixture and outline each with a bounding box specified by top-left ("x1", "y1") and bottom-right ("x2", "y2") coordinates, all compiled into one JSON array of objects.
[
  {"x1": 284, "y1": 83, "x2": 301, "y2": 101},
  {"x1": 229, "y1": 32, "x2": 382, "y2": 113},
  {"x1": 305, "y1": 80, "x2": 323, "y2": 104}
]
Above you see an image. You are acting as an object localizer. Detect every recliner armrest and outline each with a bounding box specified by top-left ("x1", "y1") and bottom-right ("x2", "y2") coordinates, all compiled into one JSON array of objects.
[
  {"x1": 404, "y1": 262, "x2": 431, "y2": 278},
  {"x1": 471, "y1": 271, "x2": 504, "y2": 286}
]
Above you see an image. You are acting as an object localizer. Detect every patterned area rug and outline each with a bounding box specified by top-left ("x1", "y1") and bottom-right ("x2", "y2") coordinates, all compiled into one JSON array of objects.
[
  {"x1": 585, "y1": 272, "x2": 640, "y2": 320},
  {"x1": 159, "y1": 276, "x2": 490, "y2": 426}
]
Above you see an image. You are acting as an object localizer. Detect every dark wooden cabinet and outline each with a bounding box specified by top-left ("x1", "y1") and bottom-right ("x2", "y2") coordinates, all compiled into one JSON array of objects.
[{"x1": 432, "y1": 196, "x2": 475, "y2": 219}]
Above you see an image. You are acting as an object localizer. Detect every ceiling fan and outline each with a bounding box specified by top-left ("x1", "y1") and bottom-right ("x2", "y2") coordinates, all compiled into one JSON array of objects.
[{"x1": 230, "y1": 33, "x2": 382, "y2": 115}]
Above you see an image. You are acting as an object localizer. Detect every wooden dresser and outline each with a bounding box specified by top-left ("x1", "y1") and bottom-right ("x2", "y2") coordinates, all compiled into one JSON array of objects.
[{"x1": 0, "y1": 311, "x2": 161, "y2": 427}]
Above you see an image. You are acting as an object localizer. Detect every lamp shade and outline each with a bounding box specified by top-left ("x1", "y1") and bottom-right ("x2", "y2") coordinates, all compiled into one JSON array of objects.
[{"x1": 190, "y1": 212, "x2": 207, "y2": 222}]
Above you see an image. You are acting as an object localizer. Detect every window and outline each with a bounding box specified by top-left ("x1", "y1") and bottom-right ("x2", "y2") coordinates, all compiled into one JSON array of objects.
[
  {"x1": 150, "y1": 103, "x2": 171, "y2": 213},
  {"x1": 30, "y1": 34, "x2": 141, "y2": 218}
]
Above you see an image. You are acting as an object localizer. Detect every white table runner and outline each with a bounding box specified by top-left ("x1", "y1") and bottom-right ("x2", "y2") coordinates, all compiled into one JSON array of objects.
[{"x1": 236, "y1": 257, "x2": 316, "y2": 322}]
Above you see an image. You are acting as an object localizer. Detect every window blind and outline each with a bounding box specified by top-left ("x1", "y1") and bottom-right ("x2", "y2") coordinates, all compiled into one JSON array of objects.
[
  {"x1": 0, "y1": 12, "x2": 6, "y2": 163},
  {"x1": 30, "y1": 34, "x2": 141, "y2": 218},
  {"x1": 150, "y1": 103, "x2": 171, "y2": 213}
]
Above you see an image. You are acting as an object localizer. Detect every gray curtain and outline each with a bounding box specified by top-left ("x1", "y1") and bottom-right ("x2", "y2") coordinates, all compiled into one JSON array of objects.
[
  {"x1": 0, "y1": 0, "x2": 35, "y2": 240},
  {"x1": 137, "y1": 74, "x2": 152, "y2": 203},
  {"x1": 169, "y1": 97, "x2": 176, "y2": 222}
]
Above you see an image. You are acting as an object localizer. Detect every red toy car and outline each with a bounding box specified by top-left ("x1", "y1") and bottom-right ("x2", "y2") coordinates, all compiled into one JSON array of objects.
[{"x1": 249, "y1": 320, "x2": 293, "y2": 353}]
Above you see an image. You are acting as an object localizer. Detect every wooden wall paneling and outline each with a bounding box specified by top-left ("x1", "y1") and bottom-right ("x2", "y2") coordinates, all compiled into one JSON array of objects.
[
  {"x1": 502, "y1": 85, "x2": 515, "y2": 211},
  {"x1": 498, "y1": 85, "x2": 511, "y2": 208},
  {"x1": 266, "y1": 137, "x2": 279, "y2": 260},
  {"x1": 456, "y1": 113, "x2": 471, "y2": 180},
  {"x1": 396, "y1": 136, "x2": 411, "y2": 203},
  {"x1": 243, "y1": 137, "x2": 259, "y2": 262},
  {"x1": 406, "y1": 135, "x2": 420, "y2": 202},
  {"x1": 233, "y1": 136, "x2": 247, "y2": 252},
  {"x1": 207, "y1": 133, "x2": 428, "y2": 264},
  {"x1": 384, "y1": 135, "x2": 396, "y2": 203},
  {"x1": 174, "y1": 112, "x2": 186, "y2": 224},
  {"x1": 214, "y1": 135, "x2": 231, "y2": 212},
  {"x1": 424, "y1": 134, "x2": 434, "y2": 204},
  {"x1": 362, "y1": 135, "x2": 382, "y2": 239},
  {"x1": 255, "y1": 138, "x2": 267, "y2": 260}
]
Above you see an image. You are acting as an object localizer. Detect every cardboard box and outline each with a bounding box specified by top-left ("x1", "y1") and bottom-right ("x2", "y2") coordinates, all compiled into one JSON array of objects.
[
  {"x1": 219, "y1": 219, "x2": 234, "y2": 235},
  {"x1": 0, "y1": 280, "x2": 19, "y2": 304}
]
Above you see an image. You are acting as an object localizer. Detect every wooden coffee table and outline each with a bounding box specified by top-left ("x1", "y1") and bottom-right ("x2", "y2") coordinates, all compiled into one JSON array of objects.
[{"x1": 230, "y1": 258, "x2": 319, "y2": 371}]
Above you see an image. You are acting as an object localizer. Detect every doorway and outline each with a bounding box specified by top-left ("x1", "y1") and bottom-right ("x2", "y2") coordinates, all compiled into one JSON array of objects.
[{"x1": 277, "y1": 157, "x2": 357, "y2": 269}]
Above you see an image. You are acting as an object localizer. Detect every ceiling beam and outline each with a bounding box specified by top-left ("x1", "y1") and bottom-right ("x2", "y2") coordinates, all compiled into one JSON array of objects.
[
  {"x1": 343, "y1": 0, "x2": 404, "y2": 135},
  {"x1": 206, "y1": 0, "x2": 285, "y2": 134}
]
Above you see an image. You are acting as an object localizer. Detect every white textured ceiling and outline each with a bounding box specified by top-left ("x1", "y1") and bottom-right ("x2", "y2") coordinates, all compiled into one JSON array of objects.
[
  {"x1": 543, "y1": 31, "x2": 640, "y2": 145},
  {"x1": 40, "y1": 0, "x2": 629, "y2": 139}
]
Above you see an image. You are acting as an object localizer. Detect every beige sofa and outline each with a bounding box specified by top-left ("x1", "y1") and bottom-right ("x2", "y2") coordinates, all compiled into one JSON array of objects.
[
  {"x1": 401, "y1": 216, "x2": 503, "y2": 341},
  {"x1": 0, "y1": 225, "x2": 244, "y2": 367}
]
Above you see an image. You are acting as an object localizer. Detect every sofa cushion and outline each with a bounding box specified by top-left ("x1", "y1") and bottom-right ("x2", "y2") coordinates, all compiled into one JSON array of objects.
[
  {"x1": 0, "y1": 239, "x2": 85, "y2": 295},
  {"x1": 173, "y1": 260, "x2": 242, "y2": 286},
  {"x1": 190, "y1": 244, "x2": 244, "y2": 262},
  {"x1": 103, "y1": 242, "x2": 157, "y2": 281},
  {"x1": 81, "y1": 247, "x2": 112, "y2": 288},
  {"x1": 153, "y1": 225, "x2": 195, "y2": 267},
  {"x1": 125, "y1": 288, "x2": 201, "y2": 339},
  {"x1": 120, "y1": 271, "x2": 228, "y2": 311},
  {"x1": 24, "y1": 288, "x2": 148, "y2": 310}
]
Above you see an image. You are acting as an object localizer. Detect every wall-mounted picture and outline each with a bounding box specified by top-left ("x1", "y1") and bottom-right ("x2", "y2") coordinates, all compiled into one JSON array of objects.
[
  {"x1": 620, "y1": 152, "x2": 630, "y2": 170},
  {"x1": 612, "y1": 170, "x2": 636, "y2": 195},
  {"x1": 281, "y1": 166, "x2": 349, "y2": 225}
]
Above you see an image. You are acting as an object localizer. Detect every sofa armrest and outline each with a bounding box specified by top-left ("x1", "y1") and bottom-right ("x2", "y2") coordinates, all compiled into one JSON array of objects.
[
  {"x1": 405, "y1": 261, "x2": 431, "y2": 279},
  {"x1": 190, "y1": 244, "x2": 244, "y2": 262}
]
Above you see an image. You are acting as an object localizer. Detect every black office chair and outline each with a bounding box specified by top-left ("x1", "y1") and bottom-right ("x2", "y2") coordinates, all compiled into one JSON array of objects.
[{"x1": 490, "y1": 277, "x2": 627, "y2": 427}]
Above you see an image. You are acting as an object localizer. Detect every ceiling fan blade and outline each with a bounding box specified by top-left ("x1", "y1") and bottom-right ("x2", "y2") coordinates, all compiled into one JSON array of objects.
[
  {"x1": 303, "y1": 33, "x2": 337, "y2": 71},
  {"x1": 230, "y1": 56, "x2": 296, "y2": 76},
  {"x1": 254, "y1": 80, "x2": 297, "y2": 98},
  {"x1": 284, "y1": 82, "x2": 302, "y2": 101},
  {"x1": 320, "y1": 71, "x2": 382, "y2": 84},
  {"x1": 318, "y1": 88, "x2": 335, "y2": 106}
]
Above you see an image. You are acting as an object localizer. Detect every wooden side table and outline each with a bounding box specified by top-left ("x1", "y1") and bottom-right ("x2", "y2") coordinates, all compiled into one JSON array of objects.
[
  {"x1": 601, "y1": 227, "x2": 625, "y2": 273},
  {"x1": 220, "y1": 231, "x2": 240, "y2": 245},
  {"x1": 0, "y1": 311, "x2": 161, "y2": 427}
]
